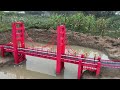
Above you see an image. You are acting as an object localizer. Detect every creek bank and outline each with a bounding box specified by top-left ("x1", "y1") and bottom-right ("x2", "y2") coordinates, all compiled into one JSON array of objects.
[
  {"x1": 26, "y1": 29, "x2": 120, "y2": 61},
  {"x1": 0, "y1": 28, "x2": 120, "y2": 60}
]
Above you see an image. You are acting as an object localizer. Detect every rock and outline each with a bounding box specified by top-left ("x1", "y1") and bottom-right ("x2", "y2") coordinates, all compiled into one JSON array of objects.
[
  {"x1": 109, "y1": 54, "x2": 120, "y2": 60},
  {"x1": 93, "y1": 36, "x2": 100, "y2": 40},
  {"x1": 104, "y1": 46, "x2": 113, "y2": 49},
  {"x1": 105, "y1": 39, "x2": 115, "y2": 43},
  {"x1": 112, "y1": 42, "x2": 120, "y2": 46},
  {"x1": 94, "y1": 41, "x2": 99, "y2": 44},
  {"x1": 107, "y1": 49, "x2": 118, "y2": 54}
]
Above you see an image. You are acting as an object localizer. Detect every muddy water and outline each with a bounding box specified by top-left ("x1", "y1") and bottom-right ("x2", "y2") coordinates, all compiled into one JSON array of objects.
[{"x1": 0, "y1": 43, "x2": 110, "y2": 79}]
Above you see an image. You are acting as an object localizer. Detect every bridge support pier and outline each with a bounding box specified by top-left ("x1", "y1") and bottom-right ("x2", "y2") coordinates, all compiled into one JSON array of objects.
[
  {"x1": 77, "y1": 54, "x2": 85, "y2": 79},
  {"x1": 56, "y1": 25, "x2": 66, "y2": 74},
  {"x1": 78, "y1": 60, "x2": 83, "y2": 79},
  {"x1": 12, "y1": 22, "x2": 26, "y2": 64},
  {"x1": 96, "y1": 56, "x2": 101, "y2": 76}
]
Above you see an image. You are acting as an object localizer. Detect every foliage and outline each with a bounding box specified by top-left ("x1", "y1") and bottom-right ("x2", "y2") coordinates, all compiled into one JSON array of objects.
[
  {"x1": 96, "y1": 18, "x2": 108, "y2": 36},
  {"x1": 0, "y1": 11, "x2": 120, "y2": 38}
]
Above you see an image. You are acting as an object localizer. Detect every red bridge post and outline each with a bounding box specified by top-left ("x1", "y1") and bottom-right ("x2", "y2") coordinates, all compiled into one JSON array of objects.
[
  {"x1": 78, "y1": 60, "x2": 83, "y2": 79},
  {"x1": 96, "y1": 56, "x2": 101, "y2": 76},
  {"x1": 12, "y1": 22, "x2": 26, "y2": 64},
  {"x1": 56, "y1": 25, "x2": 66, "y2": 74},
  {"x1": 77, "y1": 54, "x2": 84, "y2": 79}
]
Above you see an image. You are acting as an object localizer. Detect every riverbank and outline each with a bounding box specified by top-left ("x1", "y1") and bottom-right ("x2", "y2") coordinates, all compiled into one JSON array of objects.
[
  {"x1": 0, "y1": 28, "x2": 120, "y2": 60},
  {"x1": 0, "y1": 29, "x2": 120, "y2": 79},
  {"x1": 26, "y1": 28, "x2": 120, "y2": 61}
]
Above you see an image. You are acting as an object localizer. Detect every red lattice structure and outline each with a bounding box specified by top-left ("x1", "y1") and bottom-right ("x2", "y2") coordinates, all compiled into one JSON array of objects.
[{"x1": 0, "y1": 21, "x2": 120, "y2": 79}]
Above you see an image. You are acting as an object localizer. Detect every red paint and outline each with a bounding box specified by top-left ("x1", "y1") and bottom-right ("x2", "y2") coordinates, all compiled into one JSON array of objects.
[
  {"x1": 56, "y1": 25, "x2": 66, "y2": 74},
  {"x1": 96, "y1": 56, "x2": 101, "y2": 76},
  {"x1": 78, "y1": 60, "x2": 82, "y2": 79},
  {"x1": 12, "y1": 22, "x2": 26, "y2": 64}
]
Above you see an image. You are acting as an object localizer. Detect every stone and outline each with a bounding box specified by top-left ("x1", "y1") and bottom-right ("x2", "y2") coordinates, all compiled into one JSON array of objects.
[{"x1": 112, "y1": 42, "x2": 120, "y2": 46}]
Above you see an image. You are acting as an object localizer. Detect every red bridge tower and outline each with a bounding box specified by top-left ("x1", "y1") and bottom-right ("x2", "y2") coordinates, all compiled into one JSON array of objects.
[
  {"x1": 56, "y1": 25, "x2": 66, "y2": 74},
  {"x1": 12, "y1": 22, "x2": 26, "y2": 64}
]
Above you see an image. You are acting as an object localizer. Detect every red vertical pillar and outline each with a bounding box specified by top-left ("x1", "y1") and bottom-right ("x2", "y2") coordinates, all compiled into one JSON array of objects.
[
  {"x1": 20, "y1": 23, "x2": 25, "y2": 60},
  {"x1": 12, "y1": 22, "x2": 26, "y2": 64},
  {"x1": 56, "y1": 25, "x2": 66, "y2": 74},
  {"x1": 96, "y1": 56, "x2": 101, "y2": 76},
  {"x1": 12, "y1": 23, "x2": 19, "y2": 64},
  {"x1": 78, "y1": 60, "x2": 82, "y2": 79},
  {"x1": 77, "y1": 54, "x2": 84, "y2": 79},
  {"x1": 61, "y1": 25, "x2": 66, "y2": 70}
]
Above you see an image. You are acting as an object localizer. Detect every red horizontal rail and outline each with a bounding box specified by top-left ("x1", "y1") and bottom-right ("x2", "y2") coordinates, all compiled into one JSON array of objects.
[
  {"x1": 61, "y1": 59, "x2": 79, "y2": 64},
  {"x1": 16, "y1": 28, "x2": 23, "y2": 30},
  {"x1": 2, "y1": 45, "x2": 120, "y2": 68}
]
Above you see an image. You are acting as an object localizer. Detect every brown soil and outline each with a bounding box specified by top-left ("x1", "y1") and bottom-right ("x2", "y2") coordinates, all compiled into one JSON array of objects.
[
  {"x1": 0, "y1": 28, "x2": 120, "y2": 60},
  {"x1": 26, "y1": 28, "x2": 120, "y2": 61},
  {"x1": 81, "y1": 67, "x2": 120, "y2": 79},
  {"x1": 0, "y1": 28, "x2": 120, "y2": 79}
]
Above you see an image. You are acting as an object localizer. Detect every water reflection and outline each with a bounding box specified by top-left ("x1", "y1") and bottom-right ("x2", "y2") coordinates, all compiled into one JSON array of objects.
[{"x1": 0, "y1": 44, "x2": 110, "y2": 79}]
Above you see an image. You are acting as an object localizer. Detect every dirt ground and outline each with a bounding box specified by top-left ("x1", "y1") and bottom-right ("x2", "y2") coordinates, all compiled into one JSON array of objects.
[
  {"x1": 0, "y1": 28, "x2": 120, "y2": 79},
  {"x1": 81, "y1": 67, "x2": 120, "y2": 79},
  {"x1": 25, "y1": 28, "x2": 120, "y2": 60}
]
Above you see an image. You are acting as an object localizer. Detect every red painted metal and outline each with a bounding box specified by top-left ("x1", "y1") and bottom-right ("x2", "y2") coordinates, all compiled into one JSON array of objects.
[
  {"x1": 78, "y1": 54, "x2": 84, "y2": 79},
  {"x1": 78, "y1": 60, "x2": 83, "y2": 79},
  {"x1": 56, "y1": 25, "x2": 66, "y2": 74},
  {"x1": 12, "y1": 22, "x2": 26, "y2": 64},
  {"x1": 96, "y1": 62, "x2": 101, "y2": 76},
  {"x1": 77, "y1": 55, "x2": 101, "y2": 79},
  {"x1": 96, "y1": 56, "x2": 101, "y2": 76}
]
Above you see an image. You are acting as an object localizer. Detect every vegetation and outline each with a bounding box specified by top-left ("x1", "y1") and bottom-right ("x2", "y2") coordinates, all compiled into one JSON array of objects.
[{"x1": 0, "y1": 11, "x2": 120, "y2": 38}]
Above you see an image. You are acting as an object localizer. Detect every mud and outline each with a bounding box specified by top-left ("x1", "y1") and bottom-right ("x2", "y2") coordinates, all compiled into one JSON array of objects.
[
  {"x1": 0, "y1": 28, "x2": 120, "y2": 79},
  {"x1": 25, "y1": 28, "x2": 120, "y2": 60},
  {"x1": 0, "y1": 28, "x2": 120, "y2": 60}
]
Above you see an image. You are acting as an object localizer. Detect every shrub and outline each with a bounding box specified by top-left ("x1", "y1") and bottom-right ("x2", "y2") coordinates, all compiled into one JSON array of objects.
[
  {"x1": 0, "y1": 12, "x2": 120, "y2": 38},
  {"x1": 96, "y1": 18, "x2": 108, "y2": 36}
]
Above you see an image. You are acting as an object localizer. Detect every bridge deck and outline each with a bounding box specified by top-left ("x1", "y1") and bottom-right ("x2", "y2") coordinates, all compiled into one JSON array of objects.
[
  {"x1": 2, "y1": 45, "x2": 100, "y2": 64},
  {"x1": 1, "y1": 45, "x2": 120, "y2": 67}
]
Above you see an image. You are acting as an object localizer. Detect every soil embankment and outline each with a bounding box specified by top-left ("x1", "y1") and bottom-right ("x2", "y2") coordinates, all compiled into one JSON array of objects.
[
  {"x1": 0, "y1": 28, "x2": 120, "y2": 79},
  {"x1": 0, "y1": 28, "x2": 120, "y2": 60},
  {"x1": 26, "y1": 29, "x2": 120, "y2": 61}
]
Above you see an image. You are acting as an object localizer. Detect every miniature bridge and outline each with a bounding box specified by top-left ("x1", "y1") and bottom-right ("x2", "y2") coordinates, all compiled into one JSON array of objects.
[{"x1": 0, "y1": 22, "x2": 120, "y2": 79}]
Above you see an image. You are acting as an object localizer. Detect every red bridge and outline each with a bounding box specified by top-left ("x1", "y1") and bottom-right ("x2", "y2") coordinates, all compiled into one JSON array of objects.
[{"x1": 0, "y1": 22, "x2": 120, "y2": 79}]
